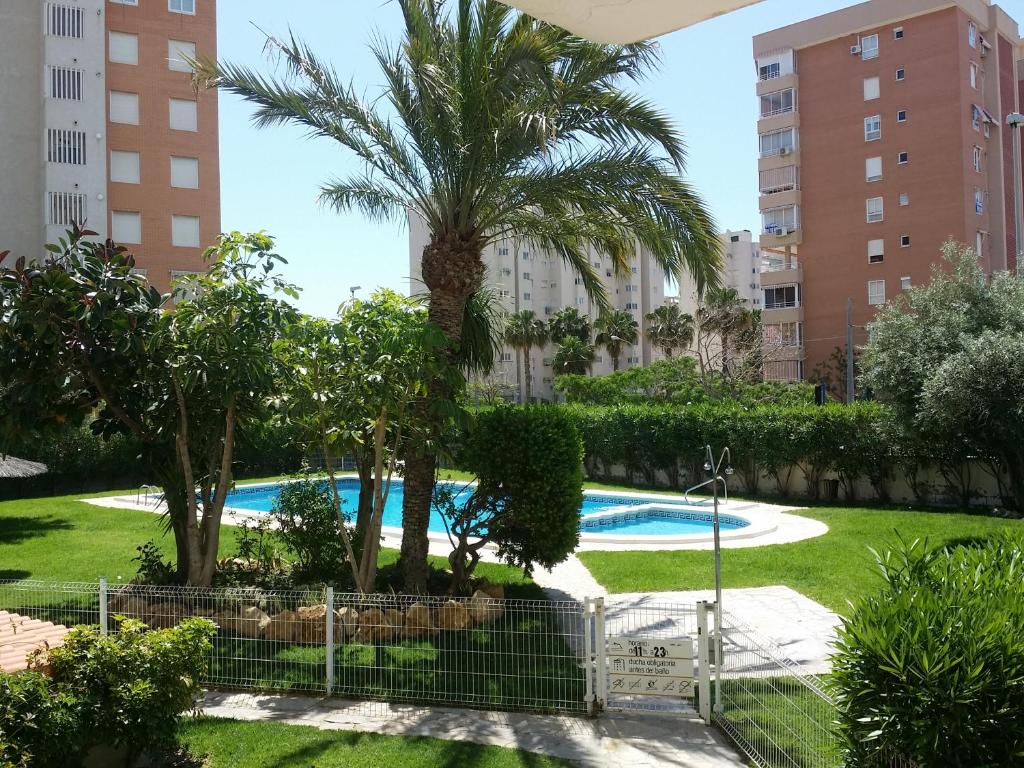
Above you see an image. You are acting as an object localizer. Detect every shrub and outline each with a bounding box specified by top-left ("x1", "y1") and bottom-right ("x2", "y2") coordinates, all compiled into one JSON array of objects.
[
  {"x1": 441, "y1": 406, "x2": 584, "y2": 593},
  {"x1": 0, "y1": 672, "x2": 80, "y2": 767},
  {"x1": 831, "y1": 537, "x2": 1024, "y2": 766},
  {"x1": 271, "y1": 478, "x2": 348, "y2": 584}
]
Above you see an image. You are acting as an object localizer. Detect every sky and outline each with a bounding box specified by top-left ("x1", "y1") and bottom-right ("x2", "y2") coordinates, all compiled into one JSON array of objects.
[{"x1": 216, "y1": 0, "x2": 1024, "y2": 317}]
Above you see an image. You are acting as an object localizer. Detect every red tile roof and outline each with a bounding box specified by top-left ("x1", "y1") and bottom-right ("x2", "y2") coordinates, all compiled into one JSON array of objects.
[{"x1": 0, "y1": 611, "x2": 71, "y2": 673}]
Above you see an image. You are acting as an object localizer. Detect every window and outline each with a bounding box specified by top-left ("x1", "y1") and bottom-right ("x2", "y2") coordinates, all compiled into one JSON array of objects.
[
  {"x1": 976, "y1": 231, "x2": 984, "y2": 258},
  {"x1": 625, "y1": 303, "x2": 639, "y2": 311},
  {"x1": 975, "y1": 189, "x2": 984, "y2": 214},
  {"x1": 112, "y1": 211, "x2": 142, "y2": 244},
  {"x1": 897, "y1": 109, "x2": 907, "y2": 122},
  {"x1": 169, "y1": 0, "x2": 196, "y2": 14},
  {"x1": 898, "y1": 151, "x2": 909, "y2": 164},
  {"x1": 968, "y1": 21, "x2": 977, "y2": 48},
  {"x1": 899, "y1": 192, "x2": 909, "y2": 206},
  {"x1": 973, "y1": 145, "x2": 984, "y2": 173},
  {"x1": 47, "y1": 192, "x2": 87, "y2": 226},
  {"x1": 109, "y1": 91, "x2": 139, "y2": 125},
  {"x1": 497, "y1": 247, "x2": 509, "y2": 256},
  {"x1": 625, "y1": 284, "x2": 638, "y2": 293},
  {"x1": 759, "y1": 165, "x2": 800, "y2": 193},
  {"x1": 865, "y1": 156, "x2": 882, "y2": 182},
  {"x1": 763, "y1": 322, "x2": 803, "y2": 347},
  {"x1": 866, "y1": 197, "x2": 884, "y2": 223},
  {"x1": 576, "y1": 297, "x2": 585, "y2": 307},
  {"x1": 970, "y1": 62, "x2": 978, "y2": 90},
  {"x1": 900, "y1": 235, "x2": 911, "y2": 248},
  {"x1": 523, "y1": 292, "x2": 531, "y2": 301},
  {"x1": 764, "y1": 284, "x2": 799, "y2": 309},
  {"x1": 171, "y1": 215, "x2": 200, "y2": 247},
  {"x1": 110, "y1": 150, "x2": 140, "y2": 184},
  {"x1": 868, "y1": 280, "x2": 886, "y2": 306},
  {"x1": 48, "y1": 66, "x2": 83, "y2": 100},
  {"x1": 169, "y1": 99, "x2": 198, "y2": 131},
  {"x1": 893, "y1": 27, "x2": 904, "y2": 40},
  {"x1": 523, "y1": 252, "x2": 532, "y2": 261},
  {"x1": 896, "y1": 67, "x2": 905, "y2": 81},
  {"x1": 762, "y1": 206, "x2": 799, "y2": 234},
  {"x1": 863, "y1": 76, "x2": 880, "y2": 101},
  {"x1": 759, "y1": 128, "x2": 796, "y2": 158},
  {"x1": 759, "y1": 62, "x2": 780, "y2": 81},
  {"x1": 168, "y1": 40, "x2": 197, "y2": 72},
  {"x1": 170, "y1": 156, "x2": 199, "y2": 188},
  {"x1": 109, "y1": 32, "x2": 138, "y2": 65},
  {"x1": 46, "y1": 4, "x2": 84, "y2": 38},
  {"x1": 760, "y1": 89, "x2": 795, "y2": 118},
  {"x1": 499, "y1": 352, "x2": 512, "y2": 363},
  {"x1": 46, "y1": 129, "x2": 87, "y2": 165},
  {"x1": 861, "y1": 34, "x2": 879, "y2": 60},
  {"x1": 901, "y1": 276, "x2": 912, "y2": 290},
  {"x1": 864, "y1": 115, "x2": 881, "y2": 141},
  {"x1": 868, "y1": 239, "x2": 885, "y2": 264},
  {"x1": 522, "y1": 272, "x2": 531, "y2": 280}
]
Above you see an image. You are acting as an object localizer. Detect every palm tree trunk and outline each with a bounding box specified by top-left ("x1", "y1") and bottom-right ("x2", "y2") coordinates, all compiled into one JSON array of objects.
[{"x1": 524, "y1": 346, "x2": 532, "y2": 403}]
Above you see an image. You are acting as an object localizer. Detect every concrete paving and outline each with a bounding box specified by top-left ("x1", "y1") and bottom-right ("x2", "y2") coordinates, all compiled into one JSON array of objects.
[{"x1": 199, "y1": 691, "x2": 746, "y2": 767}]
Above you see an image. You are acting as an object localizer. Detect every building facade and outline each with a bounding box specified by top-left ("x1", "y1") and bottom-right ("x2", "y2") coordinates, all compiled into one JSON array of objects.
[
  {"x1": 0, "y1": 0, "x2": 219, "y2": 293},
  {"x1": 408, "y1": 216, "x2": 668, "y2": 402},
  {"x1": 754, "y1": 0, "x2": 1022, "y2": 380}
]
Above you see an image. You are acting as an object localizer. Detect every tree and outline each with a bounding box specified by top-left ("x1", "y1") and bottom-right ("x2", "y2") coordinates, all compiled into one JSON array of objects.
[
  {"x1": 553, "y1": 336, "x2": 596, "y2": 376},
  {"x1": 594, "y1": 309, "x2": 640, "y2": 371},
  {"x1": 548, "y1": 307, "x2": 593, "y2": 345},
  {"x1": 196, "y1": 1, "x2": 722, "y2": 591},
  {"x1": 695, "y1": 287, "x2": 766, "y2": 389},
  {"x1": 0, "y1": 228, "x2": 298, "y2": 585},
  {"x1": 504, "y1": 310, "x2": 549, "y2": 403},
  {"x1": 861, "y1": 241, "x2": 1024, "y2": 510},
  {"x1": 645, "y1": 304, "x2": 695, "y2": 358}
]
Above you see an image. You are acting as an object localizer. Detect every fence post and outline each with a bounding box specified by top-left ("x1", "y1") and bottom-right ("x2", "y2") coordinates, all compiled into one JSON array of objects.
[
  {"x1": 583, "y1": 597, "x2": 594, "y2": 715},
  {"x1": 325, "y1": 586, "x2": 334, "y2": 696},
  {"x1": 594, "y1": 597, "x2": 606, "y2": 712},
  {"x1": 697, "y1": 600, "x2": 711, "y2": 724},
  {"x1": 99, "y1": 578, "x2": 108, "y2": 636}
]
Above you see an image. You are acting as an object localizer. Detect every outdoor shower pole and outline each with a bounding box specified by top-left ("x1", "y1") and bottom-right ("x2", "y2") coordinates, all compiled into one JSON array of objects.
[{"x1": 704, "y1": 445, "x2": 731, "y2": 714}]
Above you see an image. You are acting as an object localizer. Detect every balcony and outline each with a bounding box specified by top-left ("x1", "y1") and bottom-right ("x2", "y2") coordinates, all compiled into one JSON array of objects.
[
  {"x1": 761, "y1": 207, "x2": 801, "y2": 247},
  {"x1": 760, "y1": 263, "x2": 803, "y2": 287},
  {"x1": 756, "y1": 72, "x2": 797, "y2": 97}
]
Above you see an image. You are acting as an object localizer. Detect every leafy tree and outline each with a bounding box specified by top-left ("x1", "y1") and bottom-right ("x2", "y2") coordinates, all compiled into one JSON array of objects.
[
  {"x1": 861, "y1": 241, "x2": 1024, "y2": 509},
  {"x1": 645, "y1": 304, "x2": 695, "y2": 358},
  {"x1": 594, "y1": 309, "x2": 640, "y2": 371},
  {"x1": 548, "y1": 307, "x2": 593, "y2": 345},
  {"x1": 0, "y1": 228, "x2": 298, "y2": 586},
  {"x1": 504, "y1": 310, "x2": 549, "y2": 403},
  {"x1": 195, "y1": 1, "x2": 722, "y2": 590},
  {"x1": 553, "y1": 335, "x2": 596, "y2": 376}
]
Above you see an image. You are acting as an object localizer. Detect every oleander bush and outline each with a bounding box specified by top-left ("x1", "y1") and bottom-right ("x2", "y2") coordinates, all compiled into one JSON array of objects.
[{"x1": 831, "y1": 537, "x2": 1024, "y2": 766}]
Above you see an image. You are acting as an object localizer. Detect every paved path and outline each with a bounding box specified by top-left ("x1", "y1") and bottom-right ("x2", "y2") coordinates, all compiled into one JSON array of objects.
[{"x1": 199, "y1": 691, "x2": 745, "y2": 768}]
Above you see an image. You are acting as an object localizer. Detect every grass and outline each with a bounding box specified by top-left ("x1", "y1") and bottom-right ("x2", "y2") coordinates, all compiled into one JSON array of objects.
[
  {"x1": 179, "y1": 717, "x2": 574, "y2": 768},
  {"x1": 577, "y1": 504, "x2": 1024, "y2": 613}
]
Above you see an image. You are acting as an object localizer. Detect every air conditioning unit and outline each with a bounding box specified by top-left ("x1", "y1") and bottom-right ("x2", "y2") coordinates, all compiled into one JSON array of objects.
[
  {"x1": 779, "y1": 147, "x2": 792, "y2": 156},
  {"x1": 776, "y1": 227, "x2": 792, "y2": 236},
  {"x1": 850, "y1": 44, "x2": 862, "y2": 55}
]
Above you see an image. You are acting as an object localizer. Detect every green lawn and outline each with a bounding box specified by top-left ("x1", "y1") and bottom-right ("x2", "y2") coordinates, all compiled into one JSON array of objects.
[
  {"x1": 577, "y1": 505, "x2": 1024, "y2": 612},
  {"x1": 179, "y1": 717, "x2": 574, "y2": 768}
]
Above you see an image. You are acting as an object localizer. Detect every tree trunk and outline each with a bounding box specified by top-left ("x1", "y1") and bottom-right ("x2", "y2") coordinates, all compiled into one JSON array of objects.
[
  {"x1": 355, "y1": 451, "x2": 374, "y2": 557},
  {"x1": 523, "y1": 346, "x2": 532, "y2": 403},
  {"x1": 612, "y1": 352, "x2": 620, "y2": 371}
]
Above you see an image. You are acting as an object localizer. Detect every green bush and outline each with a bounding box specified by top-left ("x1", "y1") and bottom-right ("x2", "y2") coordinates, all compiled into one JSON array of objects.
[
  {"x1": 442, "y1": 406, "x2": 584, "y2": 592},
  {"x1": 0, "y1": 618, "x2": 215, "y2": 767},
  {"x1": 831, "y1": 537, "x2": 1024, "y2": 766},
  {"x1": 270, "y1": 478, "x2": 348, "y2": 584}
]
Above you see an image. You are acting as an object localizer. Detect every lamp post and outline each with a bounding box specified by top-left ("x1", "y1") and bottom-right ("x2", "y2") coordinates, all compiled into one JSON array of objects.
[
  {"x1": 349, "y1": 285, "x2": 362, "y2": 301},
  {"x1": 702, "y1": 444, "x2": 733, "y2": 713},
  {"x1": 1006, "y1": 113, "x2": 1024, "y2": 271}
]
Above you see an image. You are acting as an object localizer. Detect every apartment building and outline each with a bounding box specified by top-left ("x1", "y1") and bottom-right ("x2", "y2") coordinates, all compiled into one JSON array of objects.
[
  {"x1": 408, "y1": 216, "x2": 667, "y2": 402},
  {"x1": 753, "y1": 0, "x2": 1022, "y2": 381},
  {"x1": 0, "y1": 0, "x2": 220, "y2": 293},
  {"x1": 674, "y1": 230, "x2": 763, "y2": 318}
]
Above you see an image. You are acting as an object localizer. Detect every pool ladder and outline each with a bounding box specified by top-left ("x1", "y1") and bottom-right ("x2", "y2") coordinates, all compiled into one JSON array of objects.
[
  {"x1": 683, "y1": 476, "x2": 728, "y2": 506},
  {"x1": 135, "y1": 484, "x2": 164, "y2": 508}
]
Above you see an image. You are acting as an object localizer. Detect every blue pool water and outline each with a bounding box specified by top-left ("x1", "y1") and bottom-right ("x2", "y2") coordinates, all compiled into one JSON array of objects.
[{"x1": 224, "y1": 480, "x2": 747, "y2": 538}]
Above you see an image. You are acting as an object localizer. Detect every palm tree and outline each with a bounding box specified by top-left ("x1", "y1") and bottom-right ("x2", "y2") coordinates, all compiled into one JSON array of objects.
[
  {"x1": 698, "y1": 287, "x2": 755, "y2": 376},
  {"x1": 645, "y1": 304, "x2": 695, "y2": 358},
  {"x1": 553, "y1": 336, "x2": 596, "y2": 376},
  {"x1": 198, "y1": 1, "x2": 722, "y2": 592},
  {"x1": 504, "y1": 310, "x2": 549, "y2": 403},
  {"x1": 594, "y1": 310, "x2": 639, "y2": 371},
  {"x1": 548, "y1": 307, "x2": 593, "y2": 345}
]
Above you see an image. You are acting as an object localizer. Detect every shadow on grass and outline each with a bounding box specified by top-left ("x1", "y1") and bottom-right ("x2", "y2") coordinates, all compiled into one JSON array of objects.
[
  {"x1": 0, "y1": 570, "x2": 30, "y2": 582},
  {"x1": 0, "y1": 514, "x2": 73, "y2": 546}
]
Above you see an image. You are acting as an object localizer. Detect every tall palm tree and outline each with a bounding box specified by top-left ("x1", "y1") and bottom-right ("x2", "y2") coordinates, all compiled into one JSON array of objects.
[
  {"x1": 553, "y1": 336, "x2": 596, "y2": 376},
  {"x1": 548, "y1": 307, "x2": 593, "y2": 344},
  {"x1": 645, "y1": 304, "x2": 695, "y2": 358},
  {"x1": 594, "y1": 309, "x2": 639, "y2": 371},
  {"x1": 198, "y1": 0, "x2": 722, "y2": 592},
  {"x1": 504, "y1": 310, "x2": 548, "y2": 403},
  {"x1": 698, "y1": 287, "x2": 755, "y2": 376}
]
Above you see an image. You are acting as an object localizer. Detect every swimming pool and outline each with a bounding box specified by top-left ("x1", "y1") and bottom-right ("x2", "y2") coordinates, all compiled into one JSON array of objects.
[{"x1": 223, "y1": 479, "x2": 750, "y2": 539}]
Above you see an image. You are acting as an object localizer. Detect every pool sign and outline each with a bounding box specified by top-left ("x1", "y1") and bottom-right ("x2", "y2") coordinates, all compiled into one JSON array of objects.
[{"x1": 606, "y1": 637, "x2": 695, "y2": 698}]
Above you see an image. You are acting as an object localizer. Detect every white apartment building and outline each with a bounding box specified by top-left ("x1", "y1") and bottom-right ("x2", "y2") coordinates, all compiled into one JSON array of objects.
[
  {"x1": 408, "y1": 215, "x2": 667, "y2": 401},
  {"x1": 671, "y1": 229, "x2": 763, "y2": 321}
]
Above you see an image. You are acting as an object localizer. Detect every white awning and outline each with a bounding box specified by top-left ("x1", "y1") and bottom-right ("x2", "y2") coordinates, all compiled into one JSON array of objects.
[
  {"x1": 974, "y1": 104, "x2": 996, "y2": 125},
  {"x1": 499, "y1": 0, "x2": 767, "y2": 44}
]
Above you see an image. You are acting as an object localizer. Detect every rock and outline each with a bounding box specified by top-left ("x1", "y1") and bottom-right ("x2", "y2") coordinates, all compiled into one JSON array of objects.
[
  {"x1": 108, "y1": 593, "x2": 148, "y2": 621},
  {"x1": 334, "y1": 607, "x2": 358, "y2": 641},
  {"x1": 435, "y1": 600, "x2": 471, "y2": 631},
  {"x1": 477, "y1": 582, "x2": 505, "y2": 601},
  {"x1": 214, "y1": 606, "x2": 270, "y2": 638},
  {"x1": 145, "y1": 601, "x2": 186, "y2": 630},
  {"x1": 468, "y1": 590, "x2": 505, "y2": 624},
  {"x1": 383, "y1": 609, "x2": 404, "y2": 641},
  {"x1": 265, "y1": 609, "x2": 297, "y2": 642},
  {"x1": 294, "y1": 605, "x2": 328, "y2": 644},
  {"x1": 403, "y1": 603, "x2": 434, "y2": 638},
  {"x1": 357, "y1": 608, "x2": 386, "y2": 642}
]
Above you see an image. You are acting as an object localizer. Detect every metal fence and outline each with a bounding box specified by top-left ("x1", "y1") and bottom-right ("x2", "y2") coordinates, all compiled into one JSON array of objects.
[{"x1": 0, "y1": 580, "x2": 587, "y2": 714}]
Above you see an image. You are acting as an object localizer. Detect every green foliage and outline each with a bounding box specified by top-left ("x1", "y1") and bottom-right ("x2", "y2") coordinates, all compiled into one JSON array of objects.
[
  {"x1": 270, "y1": 479, "x2": 348, "y2": 584},
  {"x1": 441, "y1": 407, "x2": 584, "y2": 592},
  {"x1": 0, "y1": 619, "x2": 215, "y2": 767},
  {"x1": 594, "y1": 310, "x2": 639, "y2": 371},
  {"x1": 132, "y1": 541, "x2": 177, "y2": 586},
  {"x1": 832, "y1": 537, "x2": 1024, "y2": 766},
  {"x1": 548, "y1": 308, "x2": 593, "y2": 345},
  {"x1": 552, "y1": 336, "x2": 596, "y2": 377},
  {"x1": 644, "y1": 304, "x2": 695, "y2": 358}
]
